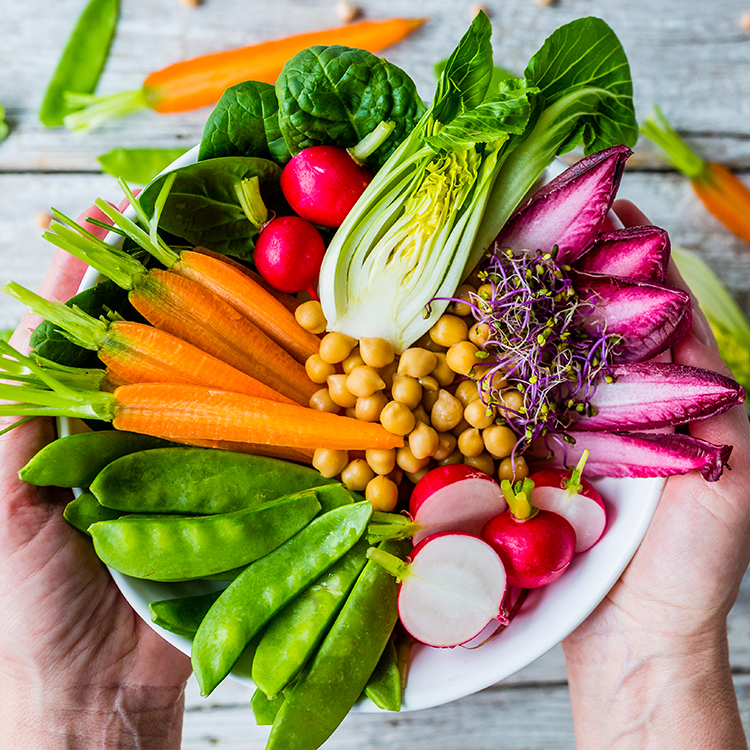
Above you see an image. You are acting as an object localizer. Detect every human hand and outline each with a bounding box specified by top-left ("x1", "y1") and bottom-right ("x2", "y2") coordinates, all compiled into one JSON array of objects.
[
  {"x1": 563, "y1": 200, "x2": 750, "y2": 749},
  {"x1": 0, "y1": 207, "x2": 192, "y2": 749}
]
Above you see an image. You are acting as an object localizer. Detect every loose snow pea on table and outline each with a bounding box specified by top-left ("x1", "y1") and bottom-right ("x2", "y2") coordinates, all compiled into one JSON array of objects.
[
  {"x1": 192, "y1": 501, "x2": 373, "y2": 696},
  {"x1": 266, "y1": 539, "x2": 409, "y2": 750},
  {"x1": 90, "y1": 447, "x2": 336, "y2": 514},
  {"x1": 90, "y1": 490, "x2": 321, "y2": 581},
  {"x1": 19, "y1": 430, "x2": 174, "y2": 488}
]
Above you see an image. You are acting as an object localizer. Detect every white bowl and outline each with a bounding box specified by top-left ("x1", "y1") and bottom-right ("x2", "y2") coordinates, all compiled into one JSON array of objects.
[{"x1": 62, "y1": 148, "x2": 663, "y2": 712}]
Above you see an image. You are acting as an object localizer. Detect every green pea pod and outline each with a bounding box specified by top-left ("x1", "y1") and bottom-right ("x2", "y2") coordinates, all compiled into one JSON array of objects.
[
  {"x1": 149, "y1": 590, "x2": 223, "y2": 638},
  {"x1": 91, "y1": 447, "x2": 336, "y2": 513},
  {"x1": 90, "y1": 490, "x2": 321, "y2": 581},
  {"x1": 314, "y1": 483, "x2": 358, "y2": 512},
  {"x1": 251, "y1": 688, "x2": 285, "y2": 726},
  {"x1": 39, "y1": 0, "x2": 120, "y2": 127},
  {"x1": 192, "y1": 501, "x2": 373, "y2": 696},
  {"x1": 63, "y1": 491, "x2": 124, "y2": 534},
  {"x1": 252, "y1": 537, "x2": 370, "y2": 698},
  {"x1": 266, "y1": 539, "x2": 408, "y2": 750},
  {"x1": 19, "y1": 430, "x2": 174, "y2": 488},
  {"x1": 364, "y1": 635, "x2": 402, "y2": 711}
]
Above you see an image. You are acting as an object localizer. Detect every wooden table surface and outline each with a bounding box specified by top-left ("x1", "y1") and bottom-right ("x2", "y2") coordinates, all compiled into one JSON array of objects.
[{"x1": 3, "y1": 0, "x2": 750, "y2": 747}]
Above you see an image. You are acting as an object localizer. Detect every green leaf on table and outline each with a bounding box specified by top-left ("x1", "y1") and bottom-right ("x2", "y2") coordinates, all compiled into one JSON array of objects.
[
  {"x1": 0, "y1": 105, "x2": 8, "y2": 142},
  {"x1": 97, "y1": 148, "x2": 189, "y2": 185}
]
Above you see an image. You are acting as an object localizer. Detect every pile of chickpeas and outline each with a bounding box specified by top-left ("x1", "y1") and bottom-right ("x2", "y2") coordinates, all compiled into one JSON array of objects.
[{"x1": 294, "y1": 286, "x2": 529, "y2": 513}]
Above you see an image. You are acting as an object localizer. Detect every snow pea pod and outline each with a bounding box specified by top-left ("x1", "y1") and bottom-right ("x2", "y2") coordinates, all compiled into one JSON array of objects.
[
  {"x1": 90, "y1": 490, "x2": 321, "y2": 581},
  {"x1": 39, "y1": 0, "x2": 120, "y2": 127},
  {"x1": 252, "y1": 536, "x2": 370, "y2": 697},
  {"x1": 364, "y1": 634, "x2": 402, "y2": 711},
  {"x1": 63, "y1": 491, "x2": 124, "y2": 534},
  {"x1": 91, "y1": 447, "x2": 336, "y2": 514},
  {"x1": 19, "y1": 430, "x2": 173, "y2": 488},
  {"x1": 266, "y1": 539, "x2": 408, "y2": 750},
  {"x1": 192, "y1": 501, "x2": 373, "y2": 696},
  {"x1": 251, "y1": 688, "x2": 285, "y2": 726},
  {"x1": 149, "y1": 590, "x2": 223, "y2": 638}
]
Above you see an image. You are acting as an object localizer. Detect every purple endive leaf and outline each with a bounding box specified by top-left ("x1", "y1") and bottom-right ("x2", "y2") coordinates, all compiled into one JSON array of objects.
[
  {"x1": 575, "y1": 362, "x2": 745, "y2": 430},
  {"x1": 494, "y1": 145, "x2": 631, "y2": 263},
  {"x1": 534, "y1": 430, "x2": 732, "y2": 482},
  {"x1": 573, "y1": 226, "x2": 670, "y2": 282},
  {"x1": 574, "y1": 272, "x2": 692, "y2": 362}
]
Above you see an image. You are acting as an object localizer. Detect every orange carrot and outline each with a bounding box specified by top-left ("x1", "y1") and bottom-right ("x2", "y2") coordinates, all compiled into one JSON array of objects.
[
  {"x1": 641, "y1": 106, "x2": 750, "y2": 246},
  {"x1": 167, "y1": 436, "x2": 314, "y2": 464},
  {"x1": 111, "y1": 384, "x2": 403, "y2": 451},
  {"x1": 63, "y1": 18, "x2": 426, "y2": 130}
]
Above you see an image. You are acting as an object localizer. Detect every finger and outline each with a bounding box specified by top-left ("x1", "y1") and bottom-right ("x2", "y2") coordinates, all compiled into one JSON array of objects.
[{"x1": 611, "y1": 199, "x2": 651, "y2": 228}]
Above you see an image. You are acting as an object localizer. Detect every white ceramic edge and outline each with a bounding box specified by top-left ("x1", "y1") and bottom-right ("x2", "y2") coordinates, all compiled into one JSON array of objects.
[{"x1": 57, "y1": 149, "x2": 665, "y2": 713}]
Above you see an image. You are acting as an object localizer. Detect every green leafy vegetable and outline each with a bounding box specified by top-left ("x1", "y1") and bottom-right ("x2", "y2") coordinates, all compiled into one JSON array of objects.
[
  {"x1": 198, "y1": 81, "x2": 291, "y2": 164},
  {"x1": 97, "y1": 148, "x2": 189, "y2": 185},
  {"x1": 276, "y1": 45, "x2": 425, "y2": 170},
  {"x1": 434, "y1": 59, "x2": 518, "y2": 92},
  {"x1": 0, "y1": 105, "x2": 8, "y2": 143},
  {"x1": 138, "y1": 156, "x2": 283, "y2": 261},
  {"x1": 39, "y1": 0, "x2": 120, "y2": 127}
]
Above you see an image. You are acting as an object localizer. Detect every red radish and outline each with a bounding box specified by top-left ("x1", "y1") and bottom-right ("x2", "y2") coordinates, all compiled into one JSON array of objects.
[
  {"x1": 527, "y1": 451, "x2": 607, "y2": 553},
  {"x1": 368, "y1": 532, "x2": 507, "y2": 648},
  {"x1": 482, "y1": 477, "x2": 576, "y2": 589},
  {"x1": 254, "y1": 215, "x2": 326, "y2": 295},
  {"x1": 280, "y1": 145, "x2": 373, "y2": 228}
]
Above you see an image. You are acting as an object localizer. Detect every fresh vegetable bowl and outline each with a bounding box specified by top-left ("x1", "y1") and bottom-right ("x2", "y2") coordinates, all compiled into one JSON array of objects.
[{"x1": 58, "y1": 147, "x2": 664, "y2": 711}]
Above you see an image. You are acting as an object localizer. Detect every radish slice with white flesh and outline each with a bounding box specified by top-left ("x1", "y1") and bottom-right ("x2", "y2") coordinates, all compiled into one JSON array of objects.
[
  {"x1": 408, "y1": 465, "x2": 507, "y2": 545},
  {"x1": 368, "y1": 532, "x2": 508, "y2": 648}
]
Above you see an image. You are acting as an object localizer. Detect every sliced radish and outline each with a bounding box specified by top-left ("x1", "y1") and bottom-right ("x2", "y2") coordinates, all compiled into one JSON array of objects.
[
  {"x1": 368, "y1": 532, "x2": 507, "y2": 648},
  {"x1": 408, "y1": 465, "x2": 507, "y2": 545}
]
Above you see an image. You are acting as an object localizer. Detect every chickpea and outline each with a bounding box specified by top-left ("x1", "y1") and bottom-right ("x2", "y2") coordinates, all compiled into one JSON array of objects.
[
  {"x1": 430, "y1": 389, "x2": 464, "y2": 432},
  {"x1": 433, "y1": 431, "x2": 457, "y2": 461},
  {"x1": 355, "y1": 392, "x2": 388, "y2": 422},
  {"x1": 342, "y1": 347, "x2": 365, "y2": 374},
  {"x1": 396, "y1": 445, "x2": 430, "y2": 474},
  {"x1": 431, "y1": 352, "x2": 456, "y2": 387},
  {"x1": 341, "y1": 459, "x2": 376, "y2": 492},
  {"x1": 294, "y1": 300, "x2": 327, "y2": 334},
  {"x1": 309, "y1": 388, "x2": 339, "y2": 413},
  {"x1": 412, "y1": 404, "x2": 430, "y2": 425},
  {"x1": 312, "y1": 448, "x2": 348, "y2": 478},
  {"x1": 418, "y1": 375, "x2": 439, "y2": 393},
  {"x1": 378, "y1": 359, "x2": 399, "y2": 390},
  {"x1": 476, "y1": 369, "x2": 508, "y2": 395},
  {"x1": 498, "y1": 456, "x2": 529, "y2": 483},
  {"x1": 422, "y1": 388, "x2": 440, "y2": 412},
  {"x1": 359, "y1": 337, "x2": 395, "y2": 369},
  {"x1": 409, "y1": 421, "x2": 439, "y2": 460},
  {"x1": 500, "y1": 388, "x2": 524, "y2": 413},
  {"x1": 346, "y1": 366, "x2": 385, "y2": 398},
  {"x1": 398, "y1": 348, "x2": 437, "y2": 378},
  {"x1": 414, "y1": 331, "x2": 446, "y2": 353},
  {"x1": 464, "y1": 398, "x2": 495, "y2": 429},
  {"x1": 404, "y1": 463, "x2": 434, "y2": 485},
  {"x1": 365, "y1": 475, "x2": 399, "y2": 512},
  {"x1": 388, "y1": 465, "x2": 404, "y2": 486},
  {"x1": 391, "y1": 373, "x2": 422, "y2": 409},
  {"x1": 451, "y1": 284, "x2": 476, "y2": 317},
  {"x1": 365, "y1": 448, "x2": 396, "y2": 476},
  {"x1": 429, "y1": 314, "x2": 469, "y2": 347},
  {"x1": 483, "y1": 424, "x2": 518, "y2": 458},
  {"x1": 380, "y1": 401, "x2": 416, "y2": 436},
  {"x1": 468, "y1": 322, "x2": 491, "y2": 347},
  {"x1": 326, "y1": 374, "x2": 357, "y2": 408},
  {"x1": 477, "y1": 282, "x2": 494, "y2": 300},
  {"x1": 436, "y1": 449, "x2": 463, "y2": 466},
  {"x1": 464, "y1": 452, "x2": 495, "y2": 476},
  {"x1": 451, "y1": 418, "x2": 472, "y2": 437},
  {"x1": 319, "y1": 332, "x2": 357, "y2": 364},
  {"x1": 457, "y1": 427, "x2": 484, "y2": 458},
  {"x1": 445, "y1": 340, "x2": 480, "y2": 376},
  {"x1": 454, "y1": 379, "x2": 480, "y2": 407},
  {"x1": 345, "y1": 406, "x2": 358, "y2": 419},
  {"x1": 305, "y1": 354, "x2": 336, "y2": 384}
]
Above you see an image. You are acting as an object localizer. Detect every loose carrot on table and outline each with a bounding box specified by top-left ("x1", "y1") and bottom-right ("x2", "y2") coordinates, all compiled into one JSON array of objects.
[
  {"x1": 3, "y1": 282, "x2": 296, "y2": 405},
  {"x1": 42, "y1": 211, "x2": 318, "y2": 406},
  {"x1": 63, "y1": 17, "x2": 427, "y2": 130},
  {"x1": 641, "y1": 106, "x2": 750, "y2": 246}
]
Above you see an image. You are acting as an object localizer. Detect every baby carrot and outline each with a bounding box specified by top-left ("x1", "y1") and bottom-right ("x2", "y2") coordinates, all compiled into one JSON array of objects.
[
  {"x1": 63, "y1": 18, "x2": 426, "y2": 130},
  {"x1": 641, "y1": 106, "x2": 750, "y2": 246}
]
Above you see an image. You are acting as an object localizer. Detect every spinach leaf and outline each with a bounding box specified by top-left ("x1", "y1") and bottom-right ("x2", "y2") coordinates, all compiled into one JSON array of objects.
[
  {"x1": 138, "y1": 157, "x2": 283, "y2": 262},
  {"x1": 97, "y1": 147, "x2": 189, "y2": 184},
  {"x1": 276, "y1": 45, "x2": 425, "y2": 171},
  {"x1": 198, "y1": 81, "x2": 291, "y2": 164},
  {"x1": 29, "y1": 280, "x2": 141, "y2": 368}
]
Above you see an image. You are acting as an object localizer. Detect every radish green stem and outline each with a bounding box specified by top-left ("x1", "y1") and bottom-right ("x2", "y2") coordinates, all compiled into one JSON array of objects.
[
  {"x1": 366, "y1": 547, "x2": 410, "y2": 581},
  {"x1": 234, "y1": 177, "x2": 268, "y2": 229},
  {"x1": 566, "y1": 448, "x2": 590, "y2": 496},
  {"x1": 367, "y1": 511, "x2": 421, "y2": 543},
  {"x1": 500, "y1": 477, "x2": 536, "y2": 521}
]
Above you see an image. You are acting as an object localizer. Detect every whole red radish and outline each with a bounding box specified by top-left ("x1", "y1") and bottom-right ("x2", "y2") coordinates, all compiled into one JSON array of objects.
[
  {"x1": 529, "y1": 450, "x2": 607, "y2": 553},
  {"x1": 254, "y1": 215, "x2": 326, "y2": 294},
  {"x1": 281, "y1": 145, "x2": 373, "y2": 228},
  {"x1": 368, "y1": 532, "x2": 507, "y2": 648},
  {"x1": 482, "y1": 477, "x2": 576, "y2": 589}
]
